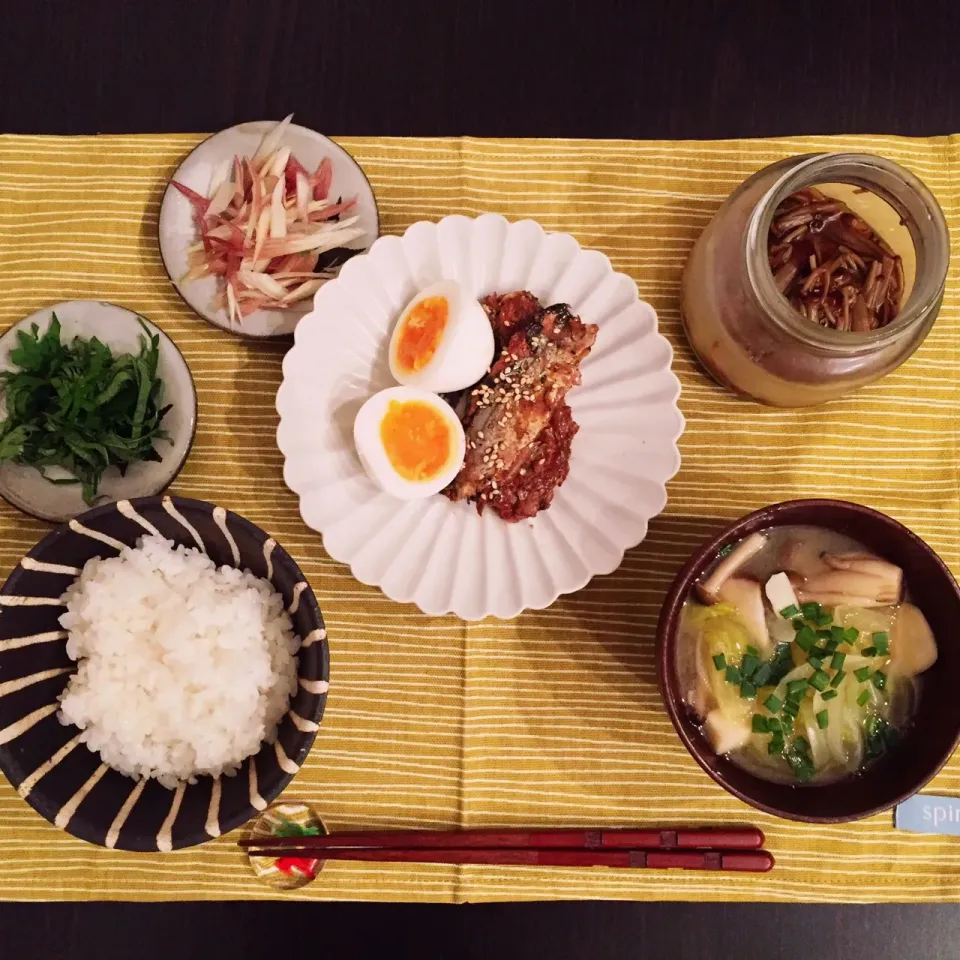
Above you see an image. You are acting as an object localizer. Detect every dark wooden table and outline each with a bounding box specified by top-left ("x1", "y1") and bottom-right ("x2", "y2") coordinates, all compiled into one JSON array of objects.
[{"x1": 3, "y1": 2, "x2": 960, "y2": 957}]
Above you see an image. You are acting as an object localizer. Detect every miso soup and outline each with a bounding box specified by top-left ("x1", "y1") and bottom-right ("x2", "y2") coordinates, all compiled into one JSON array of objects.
[{"x1": 676, "y1": 525, "x2": 936, "y2": 785}]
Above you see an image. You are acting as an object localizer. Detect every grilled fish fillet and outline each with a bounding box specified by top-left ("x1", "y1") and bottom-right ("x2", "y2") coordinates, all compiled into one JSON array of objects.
[{"x1": 444, "y1": 293, "x2": 597, "y2": 508}]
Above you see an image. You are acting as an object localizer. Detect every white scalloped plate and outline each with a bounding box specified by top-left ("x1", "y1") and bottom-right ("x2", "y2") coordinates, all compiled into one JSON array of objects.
[{"x1": 276, "y1": 215, "x2": 684, "y2": 620}]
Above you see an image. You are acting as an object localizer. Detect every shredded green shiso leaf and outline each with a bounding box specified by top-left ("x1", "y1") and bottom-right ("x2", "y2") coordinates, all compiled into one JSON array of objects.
[{"x1": 0, "y1": 313, "x2": 173, "y2": 504}]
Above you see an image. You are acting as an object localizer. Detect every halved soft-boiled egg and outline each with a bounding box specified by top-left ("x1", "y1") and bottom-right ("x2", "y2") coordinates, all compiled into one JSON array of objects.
[
  {"x1": 388, "y1": 280, "x2": 495, "y2": 393},
  {"x1": 354, "y1": 386, "x2": 466, "y2": 500}
]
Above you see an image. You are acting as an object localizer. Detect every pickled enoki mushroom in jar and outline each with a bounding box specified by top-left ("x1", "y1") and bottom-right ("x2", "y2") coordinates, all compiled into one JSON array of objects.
[
  {"x1": 770, "y1": 184, "x2": 913, "y2": 332},
  {"x1": 680, "y1": 154, "x2": 948, "y2": 407}
]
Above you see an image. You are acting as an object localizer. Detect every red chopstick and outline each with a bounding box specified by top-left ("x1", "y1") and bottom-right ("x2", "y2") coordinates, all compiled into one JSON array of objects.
[
  {"x1": 243, "y1": 846, "x2": 774, "y2": 872},
  {"x1": 241, "y1": 827, "x2": 773, "y2": 872},
  {"x1": 238, "y1": 826, "x2": 764, "y2": 852}
]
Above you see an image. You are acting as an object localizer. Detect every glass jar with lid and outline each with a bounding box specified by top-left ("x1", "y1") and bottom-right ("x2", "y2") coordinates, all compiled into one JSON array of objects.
[{"x1": 681, "y1": 153, "x2": 950, "y2": 407}]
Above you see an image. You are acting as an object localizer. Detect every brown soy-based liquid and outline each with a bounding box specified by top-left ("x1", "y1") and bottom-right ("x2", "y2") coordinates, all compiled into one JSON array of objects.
[{"x1": 820, "y1": 184, "x2": 916, "y2": 297}]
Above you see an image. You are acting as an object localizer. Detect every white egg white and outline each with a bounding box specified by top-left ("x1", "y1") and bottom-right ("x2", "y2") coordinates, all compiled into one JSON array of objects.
[
  {"x1": 388, "y1": 279, "x2": 495, "y2": 393},
  {"x1": 353, "y1": 386, "x2": 466, "y2": 500}
]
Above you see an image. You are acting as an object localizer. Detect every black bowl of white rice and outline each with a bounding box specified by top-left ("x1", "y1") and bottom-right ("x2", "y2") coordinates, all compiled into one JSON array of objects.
[{"x1": 0, "y1": 495, "x2": 329, "y2": 851}]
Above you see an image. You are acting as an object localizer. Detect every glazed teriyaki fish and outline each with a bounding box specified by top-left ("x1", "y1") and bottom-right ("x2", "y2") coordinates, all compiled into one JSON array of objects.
[{"x1": 443, "y1": 291, "x2": 597, "y2": 522}]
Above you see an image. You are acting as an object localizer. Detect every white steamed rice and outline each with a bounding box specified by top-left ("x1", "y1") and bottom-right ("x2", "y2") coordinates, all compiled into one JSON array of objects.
[{"x1": 58, "y1": 534, "x2": 299, "y2": 788}]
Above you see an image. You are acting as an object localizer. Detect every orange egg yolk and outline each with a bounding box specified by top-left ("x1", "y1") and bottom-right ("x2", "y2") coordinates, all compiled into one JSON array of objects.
[
  {"x1": 380, "y1": 400, "x2": 452, "y2": 483},
  {"x1": 395, "y1": 296, "x2": 449, "y2": 374}
]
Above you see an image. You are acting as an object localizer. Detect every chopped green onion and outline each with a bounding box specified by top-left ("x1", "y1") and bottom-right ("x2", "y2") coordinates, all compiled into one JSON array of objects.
[
  {"x1": 830, "y1": 669, "x2": 846, "y2": 689},
  {"x1": 873, "y1": 631, "x2": 889, "y2": 645},
  {"x1": 862, "y1": 646, "x2": 878, "y2": 657},
  {"x1": 872, "y1": 671, "x2": 887, "y2": 690},
  {"x1": 801, "y1": 602, "x2": 821, "y2": 620},
  {"x1": 830, "y1": 652, "x2": 846, "y2": 671},
  {"x1": 740, "y1": 680, "x2": 757, "y2": 700},
  {"x1": 752, "y1": 663, "x2": 772, "y2": 687},
  {"x1": 843, "y1": 627, "x2": 859, "y2": 643},
  {"x1": 809, "y1": 670, "x2": 831, "y2": 692},
  {"x1": 816, "y1": 629, "x2": 833, "y2": 641},
  {"x1": 857, "y1": 689, "x2": 870, "y2": 707},
  {"x1": 825, "y1": 639, "x2": 840, "y2": 653},
  {"x1": 766, "y1": 717, "x2": 782, "y2": 732},
  {"x1": 780, "y1": 604, "x2": 800, "y2": 618},
  {"x1": 763, "y1": 694, "x2": 783, "y2": 714},
  {"x1": 792, "y1": 618, "x2": 805, "y2": 631},
  {"x1": 830, "y1": 626, "x2": 846, "y2": 644},
  {"x1": 752, "y1": 715, "x2": 769, "y2": 733},
  {"x1": 821, "y1": 689, "x2": 839, "y2": 701},
  {"x1": 795, "y1": 627, "x2": 816, "y2": 652},
  {"x1": 746, "y1": 645, "x2": 759, "y2": 657},
  {"x1": 816, "y1": 710, "x2": 830, "y2": 729},
  {"x1": 874, "y1": 634, "x2": 890, "y2": 656},
  {"x1": 808, "y1": 655, "x2": 824, "y2": 670},
  {"x1": 782, "y1": 700, "x2": 800, "y2": 718},
  {"x1": 768, "y1": 735, "x2": 785, "y2": 756},
  {"x1": 794, "y1": 736, "x2": 811, "y2": 755},
  {"x1": 815, "y1": 611, "x2": 833, "y2": 627},
  {"x1": 786, "y1": 679, "x2": 809, "y2": 698},
  {"x1": 741, "y1": 654, "x2": 760, "y2": 678},
  {"x1": 725, "y1": 665, "x2": 742, "y2": 685},
  {"x1": 716, "y1": 543, "x2": 734, "y2": 558},
  {"x1": 854, "y1": 666, "x2": 871, "y2": 682},
  {"x1": 765, "y1": 643, "x2": 795, "y2": 687},
  {"x1": 712, "y1": 653, "x2": 726, "y2": 671}
]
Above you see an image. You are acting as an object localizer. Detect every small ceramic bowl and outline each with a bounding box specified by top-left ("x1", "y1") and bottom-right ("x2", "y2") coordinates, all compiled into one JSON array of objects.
[
  {"x1": 657, "y1": 499, "x2": 960, "y2": 822},
  {"x1": 158, "y1": 119, "x2": 380, "y2": 338},
  {"x1": 0, "y1": 301, "x2": 197, "y2": 522},
  {"x1": 0, "y1": 496, "x2": 329, "y2": 850}
]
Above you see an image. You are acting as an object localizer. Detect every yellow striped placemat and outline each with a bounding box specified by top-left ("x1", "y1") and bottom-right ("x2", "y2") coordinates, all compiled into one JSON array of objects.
[{"x1": 0, "y1": 132, "x2": 957, "y2": 902}]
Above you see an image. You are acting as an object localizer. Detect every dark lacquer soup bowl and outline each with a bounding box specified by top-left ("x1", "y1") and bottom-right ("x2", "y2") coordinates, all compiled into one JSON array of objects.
[
  {"x1": 0, "y1": 496, "x2": 329, "y2": 850},
  {"x1": 656, "y1": 499, "x2": 960, "y2": 822}
]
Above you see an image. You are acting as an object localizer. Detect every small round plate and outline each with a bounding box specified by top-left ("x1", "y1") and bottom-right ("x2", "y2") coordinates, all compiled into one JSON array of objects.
[
  {"x1": 0, "y1": 301, "x2": 197, "y2": 522},
  {"x1": 158, "y1": 120, "x2": 380, "y2": 339}
]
